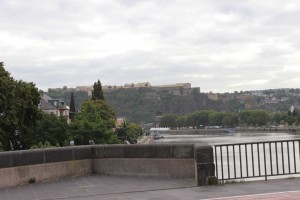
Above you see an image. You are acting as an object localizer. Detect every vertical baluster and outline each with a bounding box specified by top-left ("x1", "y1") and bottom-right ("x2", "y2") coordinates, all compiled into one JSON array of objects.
[
  {"x1": 251, "y1": 143, "x2": 255, "y2": 177},
  {"x1": 269, "y1": 142, "x2": 273, "y2": 175},
  {"x1": 275, "y1": 142, "x2": 278, "y2": 175},
  {"x1": 287, "y1": 141, "x2": 291, "y2": 174},
  {"x1": 293, "y1": 141, "x2": 296, "y2": 173},
  {"x1": 239, "y1": 144, "x2": 242, "y2": 178},
  {"x1": 227, "y1": 145, "x2": 230, "y2": 179},
  {"x1": 281, "y1": 141, "x2": 285, "y2": 174},
  {"x1": 245, "y1": 144, "x2": 249, "y2": 178},
  {"x1": 263, "y1": 142, "x2": 267, "y2": 181},
  {"x1": 233, "y1": 145, "x2": 236, "y2": 179},
  {"x1": 295, "y1": 140, "x2": 300, "y2": 173},
  {"x1": 215, "y1": 145, "x2": 218, "y2": 180},
  {"x1": 258, "y1": 143, "x2": 261, "y2": 177},
  {"x1": 220, "y1": 145, "x2": 224, "y2": 183}
]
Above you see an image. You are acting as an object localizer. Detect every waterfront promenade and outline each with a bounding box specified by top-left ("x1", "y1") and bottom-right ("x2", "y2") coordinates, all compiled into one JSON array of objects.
[{"x1": 0, "y1": 175, "x2": 299, "y2": 200}]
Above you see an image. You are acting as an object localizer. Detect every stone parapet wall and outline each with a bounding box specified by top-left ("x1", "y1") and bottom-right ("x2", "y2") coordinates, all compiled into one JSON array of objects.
[
  {"x1": 93, "y1": 158, "x2": 194, "y2": 178},
  {"x1": 0, "y1": 146, "x2": 93, "y2": 188},
  {"x1": 0, "y1": 146, "x2": 93, "y2": 169},
  {"x1": 92, "y1": 144, "x2": 195, "y2": 178},
  {"x1": 0, "y1": 160, "x2": 92, "y2": 188},
  {"x1": 0, "y1": 143, "x2": 214, "y2": 188}
]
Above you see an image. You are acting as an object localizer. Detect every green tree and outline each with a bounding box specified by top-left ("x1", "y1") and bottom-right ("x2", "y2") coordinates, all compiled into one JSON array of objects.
[
  {"x1": 285, "y1": 116, "x2": 297, "y2": 126},
  {"x1": 14, "y1": 80, "x2": 42, "y2": 149},
  {"x1": 186, "y1": 113, "x2": 197, "y2": 128},
  {"x1": 0, "y1": 62, "x2": 15, "y2": 150},
  {"x1": 0, "y1": 63, "x2": 41, "y2": 150},
  {"x1": 159, "y1": 114, "x2": 177, "y2": 129},
  {"x1": 27, "y1": 113, "x2": 69, "y2": 148},
  {"x1": 187, "y1": 111, "x2": 209, "y2": 128},
  {"x1": 239, "y1": 110, "x2": 271, "y2": 127},
  {"x1": 176, "y1": 116, "x2": 187, "y2": 129},
  {"x1": 208, "y1": 111, "x2": 224, "y2": 126},
  {"x1": 222, "y1": 113, "x2": 239, "y2": 128},
  {"x1": 68, "y1": 100, "x2": 119, "y2": 145},
  {"x1": 239, "y1": 110, "x2": 249, "y2": 126},
  {"x1": 91, "y1": 79, "x2": 104, "y2": 101},
  {"x1": 69, "y1": 92, "x2": 76, "y2": 121},
  {"x1": 124, "y1": 122, "x2": 143, "y2": 144},
  {"x1": 272, "y1": 112, "x2": 282, "y2": 125}
]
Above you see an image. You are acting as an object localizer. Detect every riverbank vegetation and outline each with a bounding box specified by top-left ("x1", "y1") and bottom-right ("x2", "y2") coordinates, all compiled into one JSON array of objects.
[{"x1": 159, "y1": 109, "x2": 300, "y2": 129}]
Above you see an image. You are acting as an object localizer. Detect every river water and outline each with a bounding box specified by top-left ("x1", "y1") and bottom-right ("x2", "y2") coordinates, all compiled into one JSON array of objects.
[
  {"x1": 154, "y1": 132, "x2": 300, "y2": 181},
  {"x1": 154, "y1": 131, "x2": 300, "y2": 145}
]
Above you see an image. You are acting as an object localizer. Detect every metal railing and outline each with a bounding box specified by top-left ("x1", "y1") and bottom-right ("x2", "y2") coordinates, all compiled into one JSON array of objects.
[{"x1": 214, "y1": 139, "x2": 300, "y2": 183}]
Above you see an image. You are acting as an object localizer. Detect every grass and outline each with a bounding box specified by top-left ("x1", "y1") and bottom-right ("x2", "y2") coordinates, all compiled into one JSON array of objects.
[
  {"x1": 208, "y1": 177, "x2": 246, "y2": 185},
  {"x1": 223, "y1": 179, "x2": 246, "y2": 184},
  {"x1": 207, "y1": 176, "x2": 219, "y2": 185}
]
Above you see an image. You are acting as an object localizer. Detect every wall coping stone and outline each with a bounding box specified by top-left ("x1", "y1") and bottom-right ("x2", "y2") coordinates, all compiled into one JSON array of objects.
[{"x1": 93, "y1": 143, "x2": 194, "y2": 159}]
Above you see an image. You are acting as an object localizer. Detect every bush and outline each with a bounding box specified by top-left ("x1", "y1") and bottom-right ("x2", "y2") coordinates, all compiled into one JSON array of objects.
[{"x1": 207, "y1": 176, "x2": 218, "y2": 185}]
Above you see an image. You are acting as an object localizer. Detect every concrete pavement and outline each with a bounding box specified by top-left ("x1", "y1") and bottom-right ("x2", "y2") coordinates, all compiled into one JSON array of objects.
[{"x1": 0, "y1": 175, "x2": 300, "y2": 200}]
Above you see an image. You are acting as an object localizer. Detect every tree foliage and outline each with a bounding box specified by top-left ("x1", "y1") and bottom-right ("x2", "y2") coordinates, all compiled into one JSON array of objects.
[
  {"x1": 159, "y1": 109, "x2": 299, "y2": 129},
  {"x1": 222, "y1": 113, "x2": 239, "y2": 128},
  {"x1": 126, "y1": 123, "x2": 143, "y2": 143},
  {"x1": 0, "y1": 68, "x2": 132, "y2": 150},
  {"x1": 116, "y1": 120, "x2": 143, "y2": 144},
  {"x1": 27, "y1": 113, "x2": 69, "y2": 148},
  {"x1": 69, "y1": 92, "x2": 76, "y2": 113},
  {"x1": 69, "y1": 92, "x2": 76, "y2": 121},
  {"x1": 68, "y1": 100, "x2": 119, "y2": 145},
  {"x1": 0, "y1": 63, "x2": 41, "y2": 151},
  {"x1": 186, "y1": 111, "x2": 209, "y2": 128},
  {"x1": 91, "y1": 79, "x2": 104, "y2": 101},
  {"x1": 159, "y1": 114, "x2": 177, "y2": 129}
]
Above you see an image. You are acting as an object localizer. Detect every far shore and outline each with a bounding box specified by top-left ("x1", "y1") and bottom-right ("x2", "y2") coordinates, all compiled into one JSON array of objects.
[{"x1": 159, "y1": 127, "x2": 300, "y2": 135}]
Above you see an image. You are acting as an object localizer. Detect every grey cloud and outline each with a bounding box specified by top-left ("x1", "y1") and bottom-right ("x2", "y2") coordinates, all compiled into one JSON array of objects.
[{"x1": 2, "y1": 0, "x2": 300, "y2": 93}]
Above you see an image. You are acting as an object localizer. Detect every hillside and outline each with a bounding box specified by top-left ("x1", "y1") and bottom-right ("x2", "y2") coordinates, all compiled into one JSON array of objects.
[
  {"x1": 46, "y1": 87, "x2": 300, "y2": 124},
  {"x1": 104, "y1": 87, "x2": 202, "y2": 123}
]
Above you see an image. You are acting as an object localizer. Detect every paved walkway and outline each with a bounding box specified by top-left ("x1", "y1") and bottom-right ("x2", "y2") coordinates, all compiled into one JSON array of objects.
[{"x1": 0, "y1": 175, "x2": 300, "y2": 200}]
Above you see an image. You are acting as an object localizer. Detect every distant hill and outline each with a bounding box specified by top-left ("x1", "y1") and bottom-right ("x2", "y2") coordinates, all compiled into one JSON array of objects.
[{"x1": 46, "y1": 86, "x2": 300, "y2": 124}]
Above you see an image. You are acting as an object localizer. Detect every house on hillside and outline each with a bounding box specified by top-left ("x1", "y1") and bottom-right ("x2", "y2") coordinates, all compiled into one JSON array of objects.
[{"x1": 39, "y1": 94, "x2": 70, "y2": 123}]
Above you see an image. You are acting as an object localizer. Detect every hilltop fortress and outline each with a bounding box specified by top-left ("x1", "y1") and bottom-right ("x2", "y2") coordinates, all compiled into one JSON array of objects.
[{"x1": 66, "y1": 82, "x2": 200, "y2": 96}]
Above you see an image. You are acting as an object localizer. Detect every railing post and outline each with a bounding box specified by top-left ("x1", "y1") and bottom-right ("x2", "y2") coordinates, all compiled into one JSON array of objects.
[{"x1": 194, "y1": 144, "x2": 215, "y2": 186}]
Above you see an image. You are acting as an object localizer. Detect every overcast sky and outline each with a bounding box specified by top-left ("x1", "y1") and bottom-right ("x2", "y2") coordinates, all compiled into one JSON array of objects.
[{"x1": 1, "y1": 0, "x2": 300, "y2": 93}]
